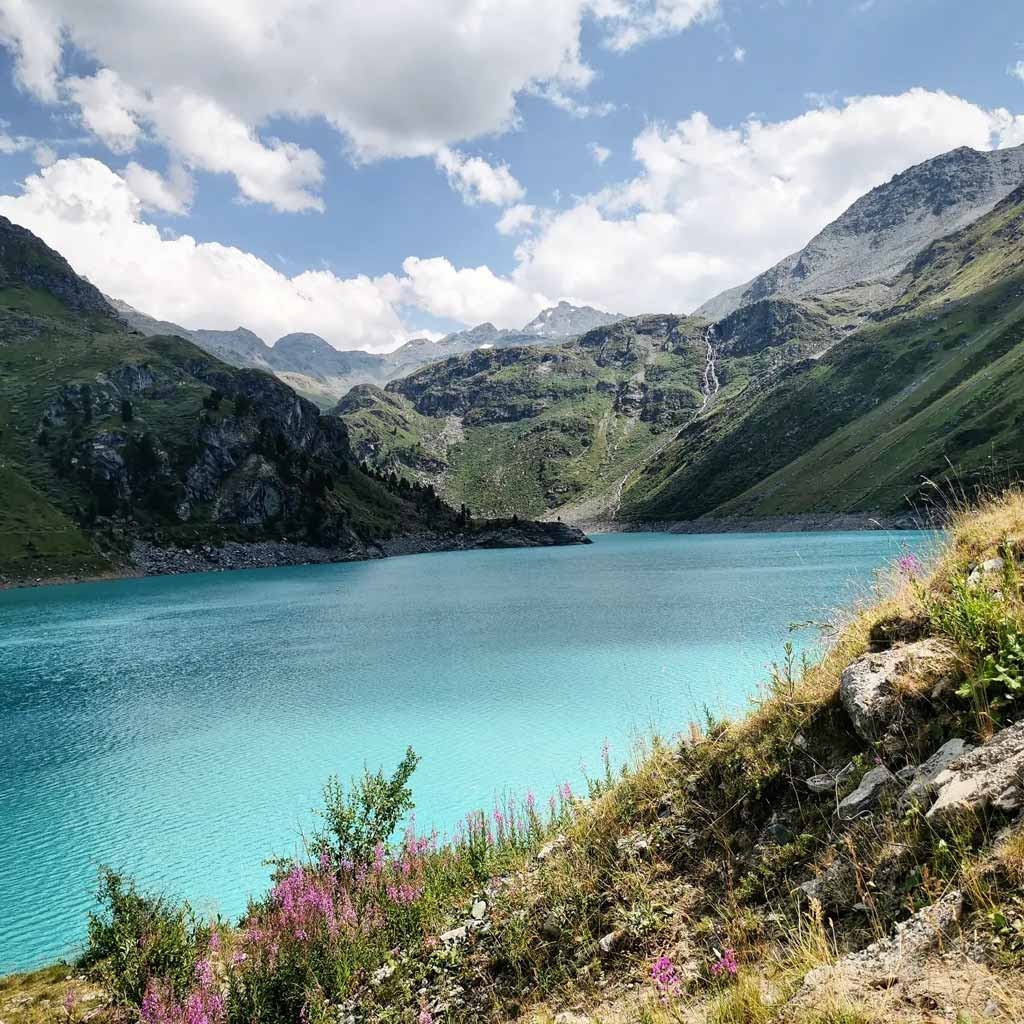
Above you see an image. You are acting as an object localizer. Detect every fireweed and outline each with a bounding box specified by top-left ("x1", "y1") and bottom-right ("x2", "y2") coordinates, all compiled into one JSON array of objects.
[{"x1": 177, "y1": 783, "x2": 579, "y2": 1021}]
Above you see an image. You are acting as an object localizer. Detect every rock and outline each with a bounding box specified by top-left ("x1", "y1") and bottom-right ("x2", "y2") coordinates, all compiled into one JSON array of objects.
[
  {"x1": 840, "y1": 640, "x2": 955, "y2": 742},
  {"x1": 537, "y1": 835, "x2": 567, "y2": 862},
  {"x1": 837, "y1": 766, "x2": 897, "y2": 820},
  {"x1": 439, "y1": 924, "x2": 467, "y2": 945},
  {"x1": 968, "y1": 557, "x2": 1004, "y2": 586},
  {"x1": 798, "y1": 857, "x2": 857, "y2": 909},
  {"x1": 805, "y1": 762, "x2": 855, "y2": 794},
  {"x1": 927, "y1": 722, "x2": 1024, "y2": 823},
  {"x1": 794, "y1": 891, "x2": 963, "y2": 1006},
  {"x1": 900, "y1": 738, "x2": 973, "y2": 807},
  {"x1": 470, "y1": 899, "x2": 487, "y2": 921},
  {"x1": 616, "y1": 834, "x2": 651, "y2": 859},
  {"x1": 598, "y1": 929, "x2": 627, "y2": 954},
  {"x1": 541, "y1": 913, "x2": 561, "y2": 941},
  {"x1": 553, "y1": 1013, "x2": 590, "y2": 1024},
  {"x1": 765, "y1": 814, "x2": 794, "y2": 845},
  {"x1": 869, "y1": 613, "x2": 929, "y2": 650}
]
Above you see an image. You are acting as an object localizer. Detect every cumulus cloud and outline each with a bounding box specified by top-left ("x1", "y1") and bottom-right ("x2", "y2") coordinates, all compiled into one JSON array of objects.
[
  {"x1": 65, "y1": 69, "x2": 144, "y2": 153},
  {"x1": 507, "y1": 89, "x2": 1024, "y2": 315},
  {"x1": 1012, "y1": 61, "x2": 1024, "y2": 83},
  {"x1": 122, "y1": 161, "x2": 194, "y2": 214},
  {"x1": 0, "y1": 0, "x2": 715, "y2": 212},
  {"x1": 399, "y1": 256, "x2": 547, "y2": 326},
  {"x1": 732, "y1": 46, "x2": 746, "y2": 62},
  {"x1": 0, "y1": 158, "x2": 410, "y2": 349},
  {"x1": 435, "y1": 147, "x2": 525, "y2": 206},
  {"x1": 496, "y1": 203, "x2": 537, "y2": 235},
  {"x1": 589, "y1": 142, "x2": 612, "y2": 164}
]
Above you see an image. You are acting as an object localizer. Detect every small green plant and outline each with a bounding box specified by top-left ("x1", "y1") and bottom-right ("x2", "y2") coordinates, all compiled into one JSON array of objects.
[
  {"x1": 80, "y1": 868, "x2": 207, "y2": 1006},
  {"x1": 312, "y1": 746, "x2": 421, "y2": 866}
]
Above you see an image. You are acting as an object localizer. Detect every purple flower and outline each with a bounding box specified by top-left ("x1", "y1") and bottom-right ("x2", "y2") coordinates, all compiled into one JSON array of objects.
[
  {"x1": 651, "y1": 954, "x2": 681, "y2": 1001},
  {"x1": 896, "y1": 552, "x2": 923, "y2": 578},
  {"x1": 711, "y1": 947, "x2": 738, "y2": 977}
]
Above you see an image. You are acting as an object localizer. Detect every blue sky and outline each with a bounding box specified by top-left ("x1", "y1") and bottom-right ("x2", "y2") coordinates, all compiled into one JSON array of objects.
[{"x1": 0, "y1": 0, "x2": 1022, "y2": 349}]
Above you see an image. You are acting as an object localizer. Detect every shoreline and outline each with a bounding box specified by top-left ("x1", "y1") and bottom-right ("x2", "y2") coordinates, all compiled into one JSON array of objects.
[
  {"x1": 580, "y1": 512, "x2": 930, "y2": 535},
  {"x1": 0, "y1": 521, "x2": 590, "y2": 593}
]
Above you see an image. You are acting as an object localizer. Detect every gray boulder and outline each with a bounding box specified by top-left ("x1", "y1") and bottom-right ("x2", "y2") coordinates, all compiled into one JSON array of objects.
[
  {"x1": 900, "y1": 738, "x2": 973, "y2": 808},
  {"x1": 840, "y1": 639, "x2": 954, "y2": 742},
  {"x1": 927, "y1": 721, "x2": 1024, "y2": 823},
  {"x1": 968, "y1": 557, "x2": 1004, "y2": 586},
  {"x1": 837, "y1": 766, "x2": 897, "y2": 821}
]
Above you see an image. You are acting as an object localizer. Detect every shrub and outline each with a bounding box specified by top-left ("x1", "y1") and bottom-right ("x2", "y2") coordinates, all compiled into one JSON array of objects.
[
  {"x1": 311, "y1": 746, "x2": 421, "y2": 866},
  {"x1": 80, "y1": 868, "x2": 209, "y2": 1007}
]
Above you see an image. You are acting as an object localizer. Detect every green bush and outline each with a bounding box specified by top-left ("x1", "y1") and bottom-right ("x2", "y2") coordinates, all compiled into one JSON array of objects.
[
  {"x1": 80, "y1": 868, "x2": 208, "y2": 1006},
  {"x1": 311, "y1": 746, "x2": 421, "y2": 866}
]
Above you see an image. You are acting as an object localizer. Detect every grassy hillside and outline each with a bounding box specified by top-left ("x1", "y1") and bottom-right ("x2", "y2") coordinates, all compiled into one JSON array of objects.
[
  {"x1": 619, "y1": 184, "x2": 1024, "y2": 524},
  {"x1": 0, "y1": 218, "x2": 585, "y2": 584},
  {"x1": 10, "y1": 490, "x2": 1024, "y2": 1023},
  {"x1": 336, "y1": 308, "x2": 845, "y2": 520}
]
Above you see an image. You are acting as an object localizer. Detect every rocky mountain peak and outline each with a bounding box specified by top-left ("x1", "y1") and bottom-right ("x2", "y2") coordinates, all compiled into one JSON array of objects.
[{"x1": 696, "y1": 142, "x2": 1024, "y2": 320}]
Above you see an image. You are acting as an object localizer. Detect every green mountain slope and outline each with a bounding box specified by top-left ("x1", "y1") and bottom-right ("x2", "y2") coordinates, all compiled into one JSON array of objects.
[
  {"x1": 0, "y1": 218, "x2": 585, "y2": 584},
  {"x1": 623, "y1": 184, "x2": 1024, "y2": 522},
  {"x1": 335, "y1": 304, "x2": 846, "y2": 519}
]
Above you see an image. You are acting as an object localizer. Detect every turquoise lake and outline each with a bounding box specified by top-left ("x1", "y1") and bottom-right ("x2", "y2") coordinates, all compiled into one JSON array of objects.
[{"x1": 0, "y1": 530, "x2": 936, "y2": 972}]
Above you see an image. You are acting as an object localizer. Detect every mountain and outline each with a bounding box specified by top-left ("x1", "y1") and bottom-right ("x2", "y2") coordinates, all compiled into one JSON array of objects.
[
  {"x1": 114, "y1": 300, "x2": 622, "y2": 407},
  {"x1": 0, "y1": 218, "x2": 585, "y2": 585},
  {"x1": 522, "y1": 299, "x2": 622, "y2": 338},
  {"x1": 334, "y1": 301, "x2": 844, "y2": 519},
  {"x1": 619, "y1": 179, "x2": 1024, "y2": 523},
  {"x1": 336, "y1": 145, "x2": 1024, "y2": 527},
  {"x1": 696, "y1": 143, "x2": 1024, "y2": 320}
]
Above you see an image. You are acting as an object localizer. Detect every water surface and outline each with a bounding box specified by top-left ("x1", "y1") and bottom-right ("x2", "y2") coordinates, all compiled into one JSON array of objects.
[{"x1": 0, "y1": 530, "x2": 934, "y2": 971}]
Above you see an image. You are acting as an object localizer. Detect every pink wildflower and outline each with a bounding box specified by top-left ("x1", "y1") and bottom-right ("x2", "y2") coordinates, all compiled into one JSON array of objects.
[
  {"x1": 896, "y1": 552, "x2": 923, "y2": 578},
  {"x1": 651, "y1": 955, "x2": 681, "y2": 1001},
  {"x1": 711, "y1": 947, "x2": 738, "y2": 977}
]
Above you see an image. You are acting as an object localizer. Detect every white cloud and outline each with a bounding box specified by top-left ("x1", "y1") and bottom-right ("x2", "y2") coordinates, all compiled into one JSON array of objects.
[
  {"x1": 598, "y1": 0, "x2": 719, "y2": 51},
  {"x1": 1012, "y1": 61, "x2": 1024, "y2": 83},
  {"x1": 0, "y1": 158, "x2": 410, "y2": 349},
  {"x1": 0, "y1": 0, "x2": 62, "y2": 101},
  {"x1": 496, "y1": 203, "x2": 537, "y2": 235},
  {"x1": 507, "y1": 89, "x2": 1024, "y2": 316},
  {"x1": 399, "y1": 255, "x2": 547, "y2": 326},
  {"x1": 434, "y1": 147, "x2": 525, "y2": 206},
  {"x1": 122, "y1": 161, "x2": 194, "y2": 215},
  {"x1": 732, "y1": 46, "x2": 746, "y2": 62},
  {"x1": 589, "y1": 142, "x2": 612, "y2": 164},
  {"x1": 0, "y1": 0, "x2": 713, "y2": 212},
  {"x1": 65, "y1": 69, "x2": 144, "y2": 153}
]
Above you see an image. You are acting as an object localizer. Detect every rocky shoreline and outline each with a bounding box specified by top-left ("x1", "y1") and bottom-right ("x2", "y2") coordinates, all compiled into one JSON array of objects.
[
  {"x1": 582, "y1": 512, "x2": 929, "y2": 535},
  {"x1": 0, "y1": 521, "x2": 590, "y2": 590}
]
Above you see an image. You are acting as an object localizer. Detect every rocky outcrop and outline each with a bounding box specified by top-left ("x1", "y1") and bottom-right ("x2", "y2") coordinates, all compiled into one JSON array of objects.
[
  {"x1": 793, "y1": 891, "x2": 964, "y2": 1011},
  {"x1": 927, "y1": 721, "x2": 1024, "y2": 824},
  {"x1": 839, "y1": 639, "x2": 955, "y2": 743},
  {"x1": 378, "y1": 521, "x2": 590, "y2": 557}
]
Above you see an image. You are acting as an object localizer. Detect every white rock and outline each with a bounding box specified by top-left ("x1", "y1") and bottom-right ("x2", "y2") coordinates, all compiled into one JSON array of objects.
[
  {"x1": 928, "y1": 721, "x2": 1024, "y2": 823},
  {"x1": 840, "y1": 640, "x2": 954, "y2": 742}
]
